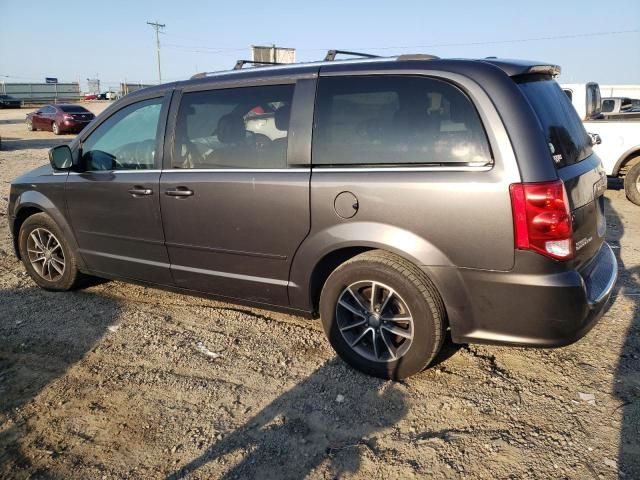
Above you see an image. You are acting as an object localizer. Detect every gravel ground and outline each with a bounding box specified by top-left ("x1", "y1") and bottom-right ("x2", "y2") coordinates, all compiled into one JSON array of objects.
[{"x1": 1, "y1": 104, "x2": 639, "y2": 479}]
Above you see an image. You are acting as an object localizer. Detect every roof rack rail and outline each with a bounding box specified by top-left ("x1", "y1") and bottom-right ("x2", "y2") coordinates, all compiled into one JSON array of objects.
[
  {"x1": 233, "y1": 59, "x2": 283, "y2": 70},
  {"x1": 396, "y1": 53, "x2": 440, "y2": 61},
  {"x1": 324, "y1": 49, "x2": 379, "y2": 61}
]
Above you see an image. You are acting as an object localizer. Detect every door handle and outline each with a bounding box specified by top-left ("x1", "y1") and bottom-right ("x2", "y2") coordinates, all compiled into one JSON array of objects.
[
  {"x1": 128, "y1": 186, "x2": 153, "y2": 196},
  {"x1": 165, "y1": 187, "x2": 194, "y2": 197}
]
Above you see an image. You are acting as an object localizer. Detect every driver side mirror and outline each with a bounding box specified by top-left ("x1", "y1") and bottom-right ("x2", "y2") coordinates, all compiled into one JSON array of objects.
[
  {"x1": 588, "y1": 133, "x2": 602, "y2": 146},
  {"x1": 49, "y1": 145, "x2": 73, "y2": 170}
]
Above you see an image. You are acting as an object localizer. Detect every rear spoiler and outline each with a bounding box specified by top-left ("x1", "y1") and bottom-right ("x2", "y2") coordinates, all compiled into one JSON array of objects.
[{"x1": 481, "y1": 58, "x2": 561, "y2": 78}]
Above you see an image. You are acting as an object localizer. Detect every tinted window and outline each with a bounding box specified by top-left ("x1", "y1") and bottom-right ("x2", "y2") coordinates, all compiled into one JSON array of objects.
[
  {"x1": 82, "y1": 98, "x2": 162, "y2": 171},
  {"x1": 602, "y1": 99, "x2": 615, "y2": 113},
  {"x1": 312, "y1": 75, "x2": 492, "y2": 167},
  {"x1": 518, "y1": 79, "x2": 592, "y2": 168},
  {"x1": 173, "y1": 84, "x2": 294, "y2": 169},
  {"x1": 60, "y1": 105, "x2": 89, "y2": 113},
  {"x1": 42, "y1": 106, "x2": 56, "y2": 114}
]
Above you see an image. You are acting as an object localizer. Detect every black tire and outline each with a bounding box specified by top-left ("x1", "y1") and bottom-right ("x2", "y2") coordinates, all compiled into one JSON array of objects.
[
  {"x1": 26, "y1": 120, "x2": 34, "y2": 131},
  {"x1": 52, "y1": 122, "x2": 60, "y2": 135},
  {"x1": 18, "y1": 213, "x2": 80, "y2": 291},
  {"x1": 320, "y1": 250, "x2": 446, "y2": 380},
  {"x1": 624, "y1": 162, "x2": 640, "y2": 206}
]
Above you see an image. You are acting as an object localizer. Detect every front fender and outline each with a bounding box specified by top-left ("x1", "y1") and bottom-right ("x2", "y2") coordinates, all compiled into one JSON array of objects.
[
  {"x1": 288, "y1": 221, "x2": 452, "y2": 311},
  {"x1": 12, "y1": 190, "x2": 85, "y2": 269}
]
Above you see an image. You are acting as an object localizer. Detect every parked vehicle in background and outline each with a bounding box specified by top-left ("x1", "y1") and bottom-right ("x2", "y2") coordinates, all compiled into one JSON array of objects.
[
  {"x1": 26, "y1": 104, "x2": 95, "y2": 135},
  {"x1": 601, "y1": 96, "x2": 635, "y2": 114},
  {"x1": 84, "y1": 93, "x2": 97, "y2": 100},
  {"x1": 9, "y1": 55, "x2": 617, "y2": 379},
  {"x1": 0, "y1": 94, "x2": 22, "y2": 108},
  {"x1": 96, "y1": 92, "x2": 116, "y2": 100},
  {"x1": 562, "y1": 82, "x2": 640, "y2": 205}
]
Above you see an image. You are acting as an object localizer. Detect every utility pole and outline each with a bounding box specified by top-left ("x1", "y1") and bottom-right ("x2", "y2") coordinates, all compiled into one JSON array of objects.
[{"x1": 147, "y1": 20, "x2": 165, "y2": 84}]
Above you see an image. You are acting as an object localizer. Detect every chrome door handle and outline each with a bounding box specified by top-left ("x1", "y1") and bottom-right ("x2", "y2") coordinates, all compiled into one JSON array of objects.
[
  {"x1": 165, "y1": 188, "x2": 194, "y2": 197},
  {"x1": 128, "y1": 187, "x2": 153, "y2": 196}
]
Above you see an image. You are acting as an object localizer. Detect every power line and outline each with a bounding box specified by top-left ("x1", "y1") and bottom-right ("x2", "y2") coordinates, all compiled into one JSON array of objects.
[
  {"x1": 159, "y1": 28, "x2": 639, "y2": 55},
  {"x1": 353, "y1": 29, "x2": 640, "y2": 51},
  {"x1": 147, "y1": 21, "x2": 166, "y2": 83}
]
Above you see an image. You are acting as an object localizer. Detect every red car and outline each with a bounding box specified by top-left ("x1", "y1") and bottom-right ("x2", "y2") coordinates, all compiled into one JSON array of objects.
[{"x1": 26, "y1": 104, "x2": 95, "y2": 135}]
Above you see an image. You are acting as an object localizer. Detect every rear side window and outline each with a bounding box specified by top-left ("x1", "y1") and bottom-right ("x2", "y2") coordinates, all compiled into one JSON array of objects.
[
  {"x1": 518, "y1": 79, "x2": 592, "y2": 168},
  {"x1": 173, "y1": 84, "x2": 294, "y2": 169},
  {"x1": 602, "y1": 99, "x2": 615, "y2": 113},
  {"x1": 312, "y1": 75, "x2": 492, "y2": 167}
]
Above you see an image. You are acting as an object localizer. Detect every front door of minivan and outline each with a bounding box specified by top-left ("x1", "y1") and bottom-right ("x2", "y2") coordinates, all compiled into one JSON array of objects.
[
  {"x1": 159, "y1": 80, "x2": 313, "y2": 306},
  {"x1": 65, "y1": 93, "x2": 173, "y2": 284}
]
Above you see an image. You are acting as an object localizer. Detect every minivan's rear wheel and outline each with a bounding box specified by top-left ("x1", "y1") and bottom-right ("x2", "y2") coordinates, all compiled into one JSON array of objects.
[
  {"x1": 320, "y1": 250, "x2": 445, "y2": 379},
  {"x1": 19, "y1": 213, "x2": 80, "y2": 291},
  {"x1": 624, "y1": 162, "x2": 640, "y2": 206},
  {"x1": 52, "y1": 122, "x2": 60, "y2": 135}
]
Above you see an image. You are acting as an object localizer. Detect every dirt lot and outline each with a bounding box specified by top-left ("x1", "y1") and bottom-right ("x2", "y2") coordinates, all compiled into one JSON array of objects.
[{"x1": 0, "y1": 104, "x2": 639, "y2": 479}]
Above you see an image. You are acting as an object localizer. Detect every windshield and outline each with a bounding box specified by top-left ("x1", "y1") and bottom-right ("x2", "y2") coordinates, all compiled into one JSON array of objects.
[
  {"x1": 59, "y1": 105, "x2": 89, "y2": 113},
  {"x1": 517, "y1": 78, "x2": 592, "y2": 168}
]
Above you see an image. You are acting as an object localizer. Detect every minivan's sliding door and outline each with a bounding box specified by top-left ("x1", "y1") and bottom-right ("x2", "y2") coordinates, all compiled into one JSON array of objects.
[{"x1": 159, "y1": 80, "x2": 313, "y2": 306}]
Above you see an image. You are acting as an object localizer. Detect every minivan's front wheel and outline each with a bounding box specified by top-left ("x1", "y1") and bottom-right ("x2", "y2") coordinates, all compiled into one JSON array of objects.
[
  {"x1": 320, "y1": 250, "x2": 445, "y2": 379},
  {"x1": 18, "y1": 213, "x2": 80, "y2": 291},
  {"x1": 624, "y1": 162, "x2": 640, "y2": 206}
]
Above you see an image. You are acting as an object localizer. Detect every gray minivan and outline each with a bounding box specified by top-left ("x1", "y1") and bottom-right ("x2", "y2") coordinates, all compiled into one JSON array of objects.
[{"x1": 8, "y1": 54, "x2": 617, "y2": 379}]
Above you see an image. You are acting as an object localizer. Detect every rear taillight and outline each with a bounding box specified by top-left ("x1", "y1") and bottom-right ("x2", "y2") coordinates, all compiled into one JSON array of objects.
[{"x1": 509, "y1": 180, "x2": 573, "y2": 261}]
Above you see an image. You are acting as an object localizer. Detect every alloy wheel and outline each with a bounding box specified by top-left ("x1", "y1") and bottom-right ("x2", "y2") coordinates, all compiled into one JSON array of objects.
[
  {"x1": 26, "y1": 227, "x2": 65, "y2": 281},
  {"x1": 335, "y1": 280, "x2": 414, "y2": 362}
]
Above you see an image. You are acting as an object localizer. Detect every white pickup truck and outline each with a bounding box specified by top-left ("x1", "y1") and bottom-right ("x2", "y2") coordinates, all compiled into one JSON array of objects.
[{"x1": 562, "y1": 82, "x2": 640, "y2": 205}]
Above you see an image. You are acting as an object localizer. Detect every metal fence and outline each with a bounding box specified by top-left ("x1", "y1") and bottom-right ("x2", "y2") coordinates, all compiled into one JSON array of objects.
[
  {"x1": 120, "y1": 82, "x2": 154, "y2": 96},
  {"x1": 0, "y1": 82, "x2": 81, "y2": 104}
]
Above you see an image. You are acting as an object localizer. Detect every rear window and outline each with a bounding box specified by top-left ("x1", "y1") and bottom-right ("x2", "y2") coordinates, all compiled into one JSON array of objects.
[
  {"x1": 59, "y1": 105, "x2": 89, "y2": 113},
  {"x1": 518, "y1": 78, "x2": 592, "y2": 168}
]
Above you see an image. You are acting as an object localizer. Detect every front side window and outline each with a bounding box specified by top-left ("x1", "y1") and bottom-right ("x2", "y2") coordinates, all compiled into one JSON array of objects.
[
  {"x1": 173, "y1": 84, "x2": 294, "y2": 169},
  {"x1": 312, "y1": 75, "x2": 492, "y2": 167},
  {"x1": 82, "y1": 98, "x2": 163, "y2": 171}
]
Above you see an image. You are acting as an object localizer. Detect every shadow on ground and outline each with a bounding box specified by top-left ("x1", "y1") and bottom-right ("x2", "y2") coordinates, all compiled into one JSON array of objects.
[
  {"x1": 0, "y1": 137, "x2": 72, "y2": 151},
  {"x1": 606, "y1": 197, "x2": 640, "y2": 478},
  {"x1": 0, "y1": 286, "x2": 120, "y2": 472},
  {"x1": 0, "y1": 119, "x2": 26, "y2": 126},
  {"x1": 167, "y1": 357, "x2": 408, "y2": 479}
]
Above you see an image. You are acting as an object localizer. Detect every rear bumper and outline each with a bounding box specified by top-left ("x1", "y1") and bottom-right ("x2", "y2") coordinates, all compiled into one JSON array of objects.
[
  {"x1": 60, "y1": 120, "x2": 91, "y2": 132},
  {"x1": 431, "y1": 243, "x2": 618, "y2": 348}
]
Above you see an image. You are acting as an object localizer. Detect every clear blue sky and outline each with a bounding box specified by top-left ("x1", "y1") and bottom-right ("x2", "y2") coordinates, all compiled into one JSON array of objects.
[{"x1": 1, "y1": 0, "x2": 638, "y2": 91}]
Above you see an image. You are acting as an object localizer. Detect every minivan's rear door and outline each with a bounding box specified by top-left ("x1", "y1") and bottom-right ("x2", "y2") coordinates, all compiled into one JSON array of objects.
[{"x1": 517, "y1": 78, "x2": 607, "y2": 269}]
